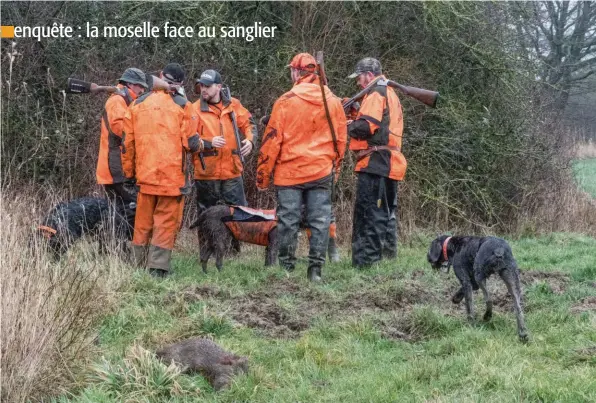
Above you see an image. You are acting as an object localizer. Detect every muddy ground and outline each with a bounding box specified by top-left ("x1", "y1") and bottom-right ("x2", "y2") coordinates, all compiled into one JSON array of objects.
[{"x1": 162, "y1": 270, "x2": 580, "y2": 341}]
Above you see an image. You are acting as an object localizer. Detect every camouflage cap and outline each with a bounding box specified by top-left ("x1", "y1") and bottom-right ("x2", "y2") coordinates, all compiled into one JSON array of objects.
[
  {"x1": 347, "y1": 57, "x2": 382, "y2": 79},
  {"x1": 119, "y1": 67, "x2": 148, "y2": 88}
]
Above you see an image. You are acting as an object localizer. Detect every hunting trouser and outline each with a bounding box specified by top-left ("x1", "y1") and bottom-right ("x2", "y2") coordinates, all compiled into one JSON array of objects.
[
  {"x1": 276, "y1": 175, "x2": 332, "y2": 273},
  {"x1": 194, "y1": 176, "x2": 247, "y2": 214},
  {"x1": 132, "y1": 193, "x2": 185, "y2": 271},
  {"x1": 352, "y1": 172, "x2": 399, "y2": 268}
]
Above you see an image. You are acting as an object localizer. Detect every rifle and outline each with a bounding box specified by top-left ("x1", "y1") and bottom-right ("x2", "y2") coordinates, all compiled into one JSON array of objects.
[
  {"x1": 343, "y1": 76, "x2": 439, "y2": 111},
  {"x1": 66, "y1": 78, "x2": 118, "y2": 94},
  {"x1": 222, "y1": 86, "x2": 245, "y2": 166},
  {"x1": 315, "y1": 51, "x2": 340, "y2": 187},
  {"x1": 65, "y1": 76, "x2": 181, "y2": 94}
]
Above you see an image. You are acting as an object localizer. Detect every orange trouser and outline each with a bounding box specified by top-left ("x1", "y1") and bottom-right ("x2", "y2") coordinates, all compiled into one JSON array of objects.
[{"x1": 132, "y1": 193, "x2": 185, "y2": 250}]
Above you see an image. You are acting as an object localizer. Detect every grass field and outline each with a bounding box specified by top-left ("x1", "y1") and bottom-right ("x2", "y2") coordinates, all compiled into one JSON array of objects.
[
  {"x1": 573, "y1": 158, "x2": 596, "y2": 198},
  {"x1": 54, "y1": 233, "x2": 595, "y2": 402}
]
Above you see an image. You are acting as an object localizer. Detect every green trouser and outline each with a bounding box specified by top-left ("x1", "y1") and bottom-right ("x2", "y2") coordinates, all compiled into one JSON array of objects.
[{"x1": 276, "y1": 175, "x2": 332, "y2": 276}]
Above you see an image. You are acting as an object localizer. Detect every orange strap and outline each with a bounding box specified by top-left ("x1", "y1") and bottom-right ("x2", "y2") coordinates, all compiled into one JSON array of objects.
[{"x1": 38, "y1": 225, "x2": 57, "y2": 239}]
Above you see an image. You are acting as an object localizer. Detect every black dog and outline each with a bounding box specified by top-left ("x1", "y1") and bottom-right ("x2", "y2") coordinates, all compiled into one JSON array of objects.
[
  {"x1": 428, "y1": 235, "x2": 528, "y2": 342},
  {"x1": 191, "y1": 205, "x2": 278, "y2": 273},
  {"x1": 37, "y1": 196, "x2": 132, "y2": 258}
]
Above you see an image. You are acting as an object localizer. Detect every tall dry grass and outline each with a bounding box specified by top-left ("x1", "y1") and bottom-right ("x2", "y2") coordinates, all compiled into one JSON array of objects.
[
  {"x1": 574, "y1": 139, "x2": 596, "y2": 160},
  {"x1": 0, "y1": 189, "x2": 131, "y2": 402}
]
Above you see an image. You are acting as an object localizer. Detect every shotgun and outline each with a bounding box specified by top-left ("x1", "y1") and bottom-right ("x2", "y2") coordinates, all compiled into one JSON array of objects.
[
  {"x1": 66, "y1": 75, "x2": 181, "y2": 94},
  {"x1": 343, "y1": 77, "x2": 439, "y2": 110},
  {"x1": 315, "y1": 51, "x2": 340, "y2": 164},
  {"x1": 222, "y1": 86, "x2": 245, "y2": 166},
  {"x1": 66, "y1": 78, "x2": 118, "y2": 94}
]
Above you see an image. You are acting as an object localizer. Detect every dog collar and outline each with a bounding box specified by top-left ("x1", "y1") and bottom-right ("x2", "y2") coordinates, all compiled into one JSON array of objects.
[
  {"x1": 442, "y1": 236, "x2": 452, "y2": 262},
  {"x1": 38, "y1": 225, "x2": 57, "y2": 239}
]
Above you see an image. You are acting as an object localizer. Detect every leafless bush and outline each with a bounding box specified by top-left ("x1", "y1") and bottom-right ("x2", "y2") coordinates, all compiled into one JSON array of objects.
[{"x1": 0, "y1": 189, "x2": 130, "y2": 402}]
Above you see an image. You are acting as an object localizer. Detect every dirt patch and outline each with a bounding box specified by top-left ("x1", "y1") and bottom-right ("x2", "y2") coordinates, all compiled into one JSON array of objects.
[
  {"x1": 164, "y1": 284, "x2": 229, "y2": 304},
  {"x1": 341, "y1": 281, "x2": 435, "y2": 313},
  {"x1": 162, "y1": 274, "x2": 448, "y2": 339},
  {"x1": 521, "y1": 270, "x2": 570, "y2": 294},
  {"x1": 230, "y1": 292, "x2": 310, "y2": 338},
  {"x1": 571, "y1": 297, "x2": 596, "y2": 314}
]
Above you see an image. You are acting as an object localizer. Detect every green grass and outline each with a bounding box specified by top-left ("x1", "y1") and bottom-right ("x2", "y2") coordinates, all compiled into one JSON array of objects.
[
  {"x1": 573, "y1": 158, "x2": 596, "y2": 198},
  {"x1": 55, "y1": 234, "x2": 596, "y2": 402}
]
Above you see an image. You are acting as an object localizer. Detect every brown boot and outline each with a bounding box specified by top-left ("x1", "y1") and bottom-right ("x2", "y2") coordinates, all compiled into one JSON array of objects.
[
  {"x1": 148, "y1": 245, "x2": 172, "y2": 277},
  {"x1": 131, "y1": 244, "x2": 148, "y2": 268}
]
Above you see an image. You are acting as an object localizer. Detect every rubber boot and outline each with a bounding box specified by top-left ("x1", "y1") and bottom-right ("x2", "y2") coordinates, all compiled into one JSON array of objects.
[
  {"x1": 307, "y1": 265, "x2": 322, "y2": 282},
  {"x1": 327, "y1": 237, "x2": 340, "y2": 263},
  {"x1": 131, "y1": 244, "x2": 148, "y2": 268},
  {"x1": 147, "y1": 245, "x2": 172, "y2": 278}
]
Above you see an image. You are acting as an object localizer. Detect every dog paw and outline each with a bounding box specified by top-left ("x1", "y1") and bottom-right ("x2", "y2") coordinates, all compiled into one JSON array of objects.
[
  {"x1": 483, "y1": 311, "x2": 493, "y2": 321},
  {"x1": 519, "y1": 332, "x2": 529, "y2": 343},
  {"x1": 452, "y1": 294, "x2": 464, "y2": 304}
]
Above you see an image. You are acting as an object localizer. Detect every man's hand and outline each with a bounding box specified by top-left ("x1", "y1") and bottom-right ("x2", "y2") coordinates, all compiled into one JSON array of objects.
[
  {"x1": 211, "y1": 136, "x2": 226, "y2": 148},
  {"x1": 240, "y1": 139, "x2": 253, "y2": 157}
]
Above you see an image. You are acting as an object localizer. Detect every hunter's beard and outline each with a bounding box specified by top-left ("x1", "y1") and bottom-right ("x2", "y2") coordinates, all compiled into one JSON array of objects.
[{"x1": 202, "y1": 91, "x2": 220, "y2": 104}]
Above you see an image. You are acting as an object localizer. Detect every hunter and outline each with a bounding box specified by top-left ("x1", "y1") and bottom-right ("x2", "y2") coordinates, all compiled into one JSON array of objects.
[
  {"x1": 96, "y1": 67, "x2": 148, "y2": 235},
  {"x1": 122, "y1": 63, "x2": 203, "y2": 277},
  {"x1": 257, "y1": 52, "x2": 347, "y2": 281},
  {"x1": 192, "y1": 69, "x2": 256, "y2": 213},
  {"x1": 347, "y1": 57, "x2": 407, "y2": 268}
]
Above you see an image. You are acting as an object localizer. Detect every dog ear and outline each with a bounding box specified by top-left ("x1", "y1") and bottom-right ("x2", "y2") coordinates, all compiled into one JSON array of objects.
[{"x1": 427, "y1": 239, "x2": 442, "y2": 264}]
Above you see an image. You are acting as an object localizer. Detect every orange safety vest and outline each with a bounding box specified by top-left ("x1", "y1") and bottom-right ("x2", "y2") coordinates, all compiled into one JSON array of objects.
[
  {"x1": 221, "y1": 206, "x2": 277, "y2": 246},
  {"x1": 349, "y1": 76, "x2": 407, "y2": 181},
  {"x1": 96, "y1": 84, "x2": 136, "y2": 184}
]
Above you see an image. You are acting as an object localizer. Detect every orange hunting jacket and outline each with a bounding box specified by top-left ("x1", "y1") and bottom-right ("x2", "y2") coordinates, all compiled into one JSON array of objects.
[
  {"x1": 122, "y1": 91, "x2": 201, "y2": 196},
  {"x1": 192, "y1": 96, "x2": 256, "y2": 180},
  {"x1": 96, "y1": 84, "x2": 136, "y2": 184},
  {"x1": 349, "y1": 76, "x2": 407, "y2": 181},
  {"x1": 256, "y1": 75, "x2": 347, "y2": 188}
]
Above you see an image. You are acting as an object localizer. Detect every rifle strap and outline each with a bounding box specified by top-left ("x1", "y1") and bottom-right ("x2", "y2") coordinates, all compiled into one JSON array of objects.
[{"x1": 318, "y1": 75, "x2": 340, "y2": 168}]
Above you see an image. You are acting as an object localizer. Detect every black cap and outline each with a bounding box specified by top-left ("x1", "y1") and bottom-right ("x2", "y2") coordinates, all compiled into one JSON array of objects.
[
  {"x1": 196, "y1": 69, "x2": 222, "y2": 86},
  {"x1": 348, "y1": 57, "x2": 382, "y2": 79},
  {"x1": 162, "y1": 63, "x2": 185, "y2": 84}
]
